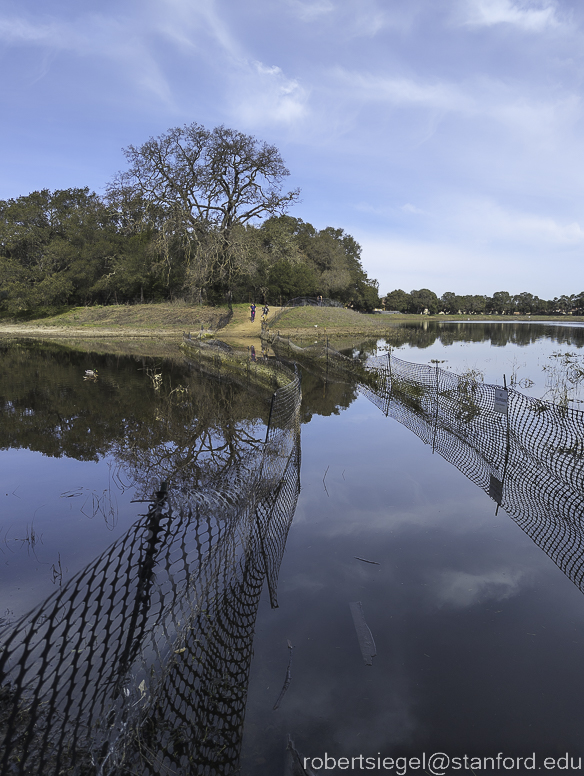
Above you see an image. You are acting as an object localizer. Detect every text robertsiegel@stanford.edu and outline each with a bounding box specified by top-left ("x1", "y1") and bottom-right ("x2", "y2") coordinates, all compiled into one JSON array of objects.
[{"x1": 301, "y1": 752, "x2": 583, "y2": 773}]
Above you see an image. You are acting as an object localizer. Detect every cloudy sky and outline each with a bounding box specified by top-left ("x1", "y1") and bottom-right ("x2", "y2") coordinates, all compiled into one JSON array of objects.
[{"x1": 1, "y1": 0, "x2": 583, "y2": 298}]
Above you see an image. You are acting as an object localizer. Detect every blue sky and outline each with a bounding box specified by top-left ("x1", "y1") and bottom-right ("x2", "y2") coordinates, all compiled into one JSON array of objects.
[{"x1": 1, "y1": 0, "x2": 583, "y2": 298}]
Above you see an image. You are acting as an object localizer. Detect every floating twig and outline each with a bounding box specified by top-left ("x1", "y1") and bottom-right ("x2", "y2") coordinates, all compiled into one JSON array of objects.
[
  {"x1": 355, "y1": 556, "x2": 380, "y2": 565},
  {"x1": 349, "y1": 602, "x2": 377, "y2": 666},
  {"x1": 323, "y1": 466, "x2": 330, "y2": 497},
  {"x1": 273, "y1": 640, "x2": 294, "y2": 710}
]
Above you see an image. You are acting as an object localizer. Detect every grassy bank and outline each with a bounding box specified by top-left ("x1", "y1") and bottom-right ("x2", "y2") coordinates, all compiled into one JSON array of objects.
[
  {"x1": 0, "y1": 303, "x2": 230, "y2": 330},
  {"x1": 262, "y1": 306, "x2": 584, "y2": 336},
  {"x1": 0, "y1": 303, "x2": 582, "y2": 344}
]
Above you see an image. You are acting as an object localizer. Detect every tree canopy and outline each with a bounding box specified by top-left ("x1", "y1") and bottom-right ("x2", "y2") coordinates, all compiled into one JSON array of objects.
[
  {"x1": 381, "y1": 289, "x2": 584, "y2": 316},
  {"x1": 109, "y1": 123, "x2": 300, "y2": 234}
]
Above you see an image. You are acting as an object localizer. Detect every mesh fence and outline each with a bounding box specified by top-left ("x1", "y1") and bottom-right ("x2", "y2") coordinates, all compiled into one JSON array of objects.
[
  {"x1": 0, "y1": 370, "x2": 302, "y2": 776},
  {"x1": 182, "y1": 333, "x2": 295, "y2": 396},
  {"x1": 261, "y1": 330, "x2": 367, "y2": 386},
  {"x1": 254, "y1": 337, "x2": 584, "y2": 599},
  {"x1": 360, "y1": 352, "x2": 584, "y2": 594},
  {"x1": 262, "y1": 335, "x2": 584, "y2": 596}
]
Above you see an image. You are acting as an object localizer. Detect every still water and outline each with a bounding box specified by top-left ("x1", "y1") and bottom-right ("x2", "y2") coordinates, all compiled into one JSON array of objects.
[{"x1": 2, "y1": 322, "x2": 584, "y2": 774}]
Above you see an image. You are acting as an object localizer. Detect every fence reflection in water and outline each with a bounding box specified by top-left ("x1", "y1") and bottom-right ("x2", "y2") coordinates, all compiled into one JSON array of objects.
[
  {"x1": 360, "y1": 352, "x2": 584, "y2": 594},
  {"x1": 263, "y1": 331, "x2": 584, "y2": 597},
  {"x1": 0, "y1": 372, "x2": 302, "y2": 775}
]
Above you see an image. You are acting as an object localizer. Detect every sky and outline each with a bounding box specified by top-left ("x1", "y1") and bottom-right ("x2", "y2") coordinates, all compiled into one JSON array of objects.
[{"x1": 1, "y1": 0, "x2": 583, "y2": 299}]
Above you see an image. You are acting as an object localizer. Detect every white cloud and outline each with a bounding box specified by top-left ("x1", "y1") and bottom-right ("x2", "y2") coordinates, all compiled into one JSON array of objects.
[
  {"x1": 460, "y1": 0, "x2": 560, "y2": 31},
  {"x1": 0, "y1": 12, "x2": 174, "y2": 104},
  {"x1": 231, "y1": 61, "x2": 309, "y2": 127},
  {"x1": 357, "y1": 235, "x2": 557, "y2": 297},
  {"x1": 336, "y1": 69, "x2": 471, "y2": 113},
  {"x1": 333, "y1": 67, "x2": 578, "y2": 145},
  {"x1": 287, "y1": 0, "x2": 334, "y2": 22},
  {"x1": 157, "y1": 0, "x2": 246, "y2": 62},
  {"x1": 435, "y1": 568, "x2": 525, "y2": 608},
  {"x1": 287, "y1": 0, "x2": 394, "y2": 37},
  {"x1": 0, "y1": 17, "x2": 62, "y2": 43},
  {"x1": 455, "y1": 198, "x2": 584, "y2": 246},
  {"x1": 402, "y1": 203, "x2": 426, "y2": 215}
]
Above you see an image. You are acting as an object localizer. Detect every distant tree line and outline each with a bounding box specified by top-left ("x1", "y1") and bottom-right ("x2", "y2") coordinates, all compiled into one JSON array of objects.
[
  {"x1": 383, "y1": 288, "x2": 584, "y2": 316},
  {"x1": 0, "y1": 123, "x2": 379, "y2": 316}
]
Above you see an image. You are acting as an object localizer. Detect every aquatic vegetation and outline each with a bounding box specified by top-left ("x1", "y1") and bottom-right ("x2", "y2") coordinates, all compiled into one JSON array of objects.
[
  {"x1": 455, "y1": 368, "x2": 484, "y2": 423},
  {"x1": 542, "y1": 351, "x2": 584, "y2": 407}
]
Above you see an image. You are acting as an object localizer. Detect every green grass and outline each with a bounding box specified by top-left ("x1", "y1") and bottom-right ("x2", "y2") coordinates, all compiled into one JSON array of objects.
[
  {"x1": 1, "y1": 303, "x2": 231, "y2": 329},
  {"x1": 266, "y1": 306, "x2": 389, "y2": 331}
]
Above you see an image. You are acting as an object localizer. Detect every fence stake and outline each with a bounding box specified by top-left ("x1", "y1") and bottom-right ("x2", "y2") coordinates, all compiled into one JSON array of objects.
[
  {"x1": 432, "y1": 363, "x2": 439, "y2": 453},
  {"x1": 265, "y1": 393, "x2": 276, "y2": 443}
]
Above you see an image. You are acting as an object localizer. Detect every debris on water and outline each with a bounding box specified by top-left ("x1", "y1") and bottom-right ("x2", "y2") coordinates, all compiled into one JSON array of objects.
[
  {"x1": 355, "y1": 556, "x2": 380, "y2": 565},
  {"x1": 349, "y1": 601, "x2": 377, "y2": 666},
  {"x1": 323, "y1": 466, "x2": 330, "y2": 497},
  {"x1": 285, "y1": 735, "x2": 317, "y2": 775},
  {"x1": 273, "y1": 640, "x2": 294, "y2": 710}
]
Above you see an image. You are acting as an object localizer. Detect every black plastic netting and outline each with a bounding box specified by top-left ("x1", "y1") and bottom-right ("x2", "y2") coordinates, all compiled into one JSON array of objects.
[
  {"x1": 359, "y1": 353, "x2": 584, "y2": 597},
  {"x1": 0, "y1": 373, "x2": 302, "y2": 776}
]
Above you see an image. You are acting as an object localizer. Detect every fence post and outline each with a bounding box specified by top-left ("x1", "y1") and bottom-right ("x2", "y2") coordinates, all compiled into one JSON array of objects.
[
  {"x1": 432, "y1": 363, "x2": 439, "y2": 453},
  {"x1": 385, "y1": 351, "x2": 393, "y2": 415},
  {"x1": 265, "y1": 392, "x2": 276, "y2": 443}
]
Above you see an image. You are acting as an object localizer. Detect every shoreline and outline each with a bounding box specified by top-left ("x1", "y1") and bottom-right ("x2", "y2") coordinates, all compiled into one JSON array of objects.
[{"x1": 0, "y1": 312, "x2": 583, "y2": 343}]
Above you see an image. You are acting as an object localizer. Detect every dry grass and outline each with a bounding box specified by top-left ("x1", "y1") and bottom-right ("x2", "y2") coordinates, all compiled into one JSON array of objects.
[
  {"x1": 1, "y1": 303, "x2": 582, "y2": 349},
  {"x1": 19, "y1": 303, "x2": 231, "y2": 329}
]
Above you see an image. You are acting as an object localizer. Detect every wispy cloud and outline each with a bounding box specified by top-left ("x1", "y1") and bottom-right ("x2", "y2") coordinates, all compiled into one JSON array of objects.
[
  {"x1": 459, "y1": 0, "x2": 560, "y2": 31},
  {"x1": 231, "y1": 61, "x2": 309, "y2": 126},
  {"x1": 455, "y1": 198, "x2": 584, "y2": 246},
  {"x1": 0, "y1": 16, "x2": 62, "y2": 43},
  {"x1": 401, "y1": 203, "x2": 426, "y2": 215},
  {"x1": 0, "y1": 12, "x2": 174, "y2": 104},
  {"x1": 287, "y1": 0, "x2": 334, "y2": 22},
  {"x1": 335, "y1": 69, "x2": 471, "y2": 112},
  {"x1": 331, "y1": 66, "x2": 580, "y2": 149},
  {"x1": 286, "y1": 0, "x2": 392, "y2": 37},
  {"x1": 156, "y1": 0, "x2": 246, "y2": 62}
]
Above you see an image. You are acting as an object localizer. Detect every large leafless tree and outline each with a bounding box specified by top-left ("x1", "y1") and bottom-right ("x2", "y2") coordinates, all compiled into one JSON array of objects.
[{"x1": 108, "y1": 124, "x2": 300, "y2": 297}]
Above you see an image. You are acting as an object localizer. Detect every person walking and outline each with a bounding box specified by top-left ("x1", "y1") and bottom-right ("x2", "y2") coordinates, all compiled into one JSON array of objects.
[
  {"x1": 262, "y1": 304, "x2": 269, "y2": 322},
  {"x1": 250, "y1": 303, "x2": 256, "y2": 322}
]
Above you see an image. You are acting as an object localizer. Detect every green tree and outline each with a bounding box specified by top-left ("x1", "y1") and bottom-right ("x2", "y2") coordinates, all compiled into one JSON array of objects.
[
  {"x1": 440, "y1": 292, "x2": 463, "y2": 313},
  {"x1": 108, "y1": 123, "x2": 300, "y2": 298},
  {"x1": 409, "y1": 288, "x2": 439, "y2": 314},
  {"x1": 513, "y1": 291, "x2": 535, "y2": 314},
  {"x1": 0, "y1": 188, "x2": 118, "y2": 313},
  {"x1": 384, "y1": 289, "x2": 411, "y2": 312},
  {"x1": 487, "y1": 291, "x2": 514, "y2": 314}
]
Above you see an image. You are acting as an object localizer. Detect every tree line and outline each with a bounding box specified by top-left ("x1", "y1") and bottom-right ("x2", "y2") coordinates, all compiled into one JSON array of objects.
[
  {"x1": 384, "y1": 288, "x2": 584, "y2": 315},
  {"x1": 0, "y1": 123, "x2": 379, "y2": 316}
]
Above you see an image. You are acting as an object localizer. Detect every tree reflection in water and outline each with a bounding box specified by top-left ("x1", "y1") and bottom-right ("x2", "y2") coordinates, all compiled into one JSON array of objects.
[{"x1": 0, "y1": 345, "x2": 301, "y2": 776}]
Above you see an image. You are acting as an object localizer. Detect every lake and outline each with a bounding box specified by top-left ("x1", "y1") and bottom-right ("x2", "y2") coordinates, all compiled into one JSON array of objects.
[{"x1": 2, "y1": 321, "x2": 584, "y2": 775}]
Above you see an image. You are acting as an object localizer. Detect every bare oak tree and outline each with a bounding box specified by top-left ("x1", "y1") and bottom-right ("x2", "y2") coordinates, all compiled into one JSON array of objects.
[{"x1": 108, "y1": 124, "x2": 300, "y2": 298}]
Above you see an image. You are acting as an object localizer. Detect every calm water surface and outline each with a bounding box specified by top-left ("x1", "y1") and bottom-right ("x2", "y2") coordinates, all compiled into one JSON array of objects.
[{"x1": 2, "y1": 322, "x2": 584, "y2": 774}]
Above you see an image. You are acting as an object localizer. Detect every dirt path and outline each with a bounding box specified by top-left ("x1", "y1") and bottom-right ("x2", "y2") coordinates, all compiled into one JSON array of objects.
[
  {"x1": 222, "y1": 306, "x2": 280, "y2": 338},
  {"x1": 0, "y1": 307, "x2": 280, "y2": 349}
]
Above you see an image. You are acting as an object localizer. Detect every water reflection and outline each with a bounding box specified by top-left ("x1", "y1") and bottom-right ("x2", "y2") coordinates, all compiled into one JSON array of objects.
[
  {"x1": 361, "y1": 352, "x2": 584, "y2": 596},
  {"x1": 4, "y1": 332, "x2": 584, "y2": 773},
  {"x1": 379, "y1": 320, "x2": 584, "y2": 350},
  {"x1": 0, "y1": 353, "x2": 301, "y2": 775},
  {"x1": 0, "y1": 341, "x2": 270, "y2": 468}
]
